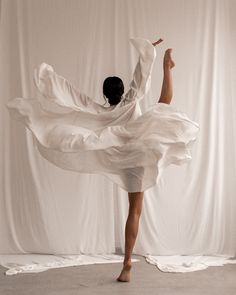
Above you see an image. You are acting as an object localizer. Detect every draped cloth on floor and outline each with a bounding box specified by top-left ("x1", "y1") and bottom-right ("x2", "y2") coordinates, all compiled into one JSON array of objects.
[{"x1": 6, "y1": 38, "x2": 199, "y2": 192}]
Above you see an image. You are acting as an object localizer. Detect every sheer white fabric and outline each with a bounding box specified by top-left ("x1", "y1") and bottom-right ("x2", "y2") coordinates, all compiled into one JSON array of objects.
[
  {"x1": 1, "y1": 254, "x2": 236, "y2": 275},
  {"x1": 145, "y1": 255, "x2": 236, "y2": 273},
  {"x1": 7, "y1": 38, "x2": 199, "y2": 192},
  {"x1": 0, "y1": 0, "x2": 236, "y2": 264},
  {"x1": 0, "y1": 254, "x2": 139, "y2": 275}
]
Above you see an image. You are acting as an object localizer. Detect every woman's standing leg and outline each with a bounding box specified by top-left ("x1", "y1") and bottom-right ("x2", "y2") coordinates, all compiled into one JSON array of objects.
[{"x1": 117, "y1": 191, "x2": 144, "y2": 282}]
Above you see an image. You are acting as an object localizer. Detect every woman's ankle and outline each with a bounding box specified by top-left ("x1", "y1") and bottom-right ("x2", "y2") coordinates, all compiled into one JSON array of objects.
[{"x1": 123, "y1": 258, "x2": 132, "y2": 266}]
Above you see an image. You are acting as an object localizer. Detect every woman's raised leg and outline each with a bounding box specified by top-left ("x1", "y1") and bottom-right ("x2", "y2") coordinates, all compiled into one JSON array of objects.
[
  {"x1": 117, "y1": 191, "x2": 144, "y2": 282},
  {"x1": 158, "y1": 48, "x2": 175, "y2": 105}
]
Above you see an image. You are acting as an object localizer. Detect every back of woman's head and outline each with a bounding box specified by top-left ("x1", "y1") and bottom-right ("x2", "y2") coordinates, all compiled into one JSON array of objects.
[{"x1": 103, "y1": 76, "x2": 124, "y2": 105}]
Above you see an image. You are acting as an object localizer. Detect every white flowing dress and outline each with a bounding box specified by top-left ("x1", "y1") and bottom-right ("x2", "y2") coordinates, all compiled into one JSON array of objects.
[{"x1": 7, "y1": 38, "x2": 200, "y2": 192}]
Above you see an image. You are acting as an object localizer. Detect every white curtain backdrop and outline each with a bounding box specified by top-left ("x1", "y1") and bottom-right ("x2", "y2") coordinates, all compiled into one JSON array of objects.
[{"x1": 1, "y1": 0, "x2": 236, "y2": 258}]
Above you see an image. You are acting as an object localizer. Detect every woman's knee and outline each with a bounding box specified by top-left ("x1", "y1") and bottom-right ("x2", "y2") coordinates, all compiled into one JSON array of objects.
[
  {"x1": 129, "y1": 206, "x2": 142, "y2": 216},
  {"x1": 128, "y1": 192, "x2": 144, "y2": 215}
]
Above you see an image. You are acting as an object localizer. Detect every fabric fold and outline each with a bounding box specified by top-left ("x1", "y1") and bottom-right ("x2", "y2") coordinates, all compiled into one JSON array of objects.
[
  {"x1": 145, "y1": 255, "x2": 236, "y2": 273},
  {"x1": 0, "y1": 254, "x2": 139, "y2": 275},
  {"x1": 6, "y1": 38, "x2": 200, "y2": 192}
]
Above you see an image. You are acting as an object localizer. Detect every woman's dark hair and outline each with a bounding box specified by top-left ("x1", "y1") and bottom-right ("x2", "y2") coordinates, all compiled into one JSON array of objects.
[{"x1": 103, "y1": 76, "x2": 124, "y2": 105}]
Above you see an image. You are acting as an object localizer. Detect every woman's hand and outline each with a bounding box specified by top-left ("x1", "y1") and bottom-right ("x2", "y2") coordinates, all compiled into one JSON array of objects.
[{"x1": 152, "y1": 38, "x2": 163, "y2": 46}]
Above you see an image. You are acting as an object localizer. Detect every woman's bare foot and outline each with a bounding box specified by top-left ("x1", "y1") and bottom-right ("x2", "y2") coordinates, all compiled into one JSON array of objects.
[
  {"x1": 116, "y1": 261, "x2": 132, "y2": 282},
  {"x1": 164, "y1": 48, "x2": 175, "y2": 70}
]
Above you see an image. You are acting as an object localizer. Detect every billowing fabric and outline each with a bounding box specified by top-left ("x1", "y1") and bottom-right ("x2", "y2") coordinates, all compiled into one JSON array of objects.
[{"x1": 7, "y1": 38, "x2": 199, "y2": 192}]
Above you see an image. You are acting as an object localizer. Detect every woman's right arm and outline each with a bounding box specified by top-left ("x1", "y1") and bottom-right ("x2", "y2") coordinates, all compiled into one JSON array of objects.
[{"x1": 123, "y1": 38, "x2": 157, "y2": 104}]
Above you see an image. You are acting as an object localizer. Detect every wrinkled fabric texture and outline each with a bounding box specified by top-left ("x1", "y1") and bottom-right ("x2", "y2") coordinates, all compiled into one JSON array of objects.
[
  {"x1": 0, "y1": 254, "x2": 139, "y2": 276},
  {"x1": 1, "y1": 253, "x2": 236, "y2": 275},
  {"x1": 145, "y1": 255, "x2": 236, "y2": 273},
  {"x1": 7, "y1": 38, "x2": 199, "y2": 192}
]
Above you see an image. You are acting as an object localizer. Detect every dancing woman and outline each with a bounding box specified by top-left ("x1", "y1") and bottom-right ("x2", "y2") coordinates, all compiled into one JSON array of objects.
[{"x1": 7, "y1": 37, "x2": 199, "y2": 283}]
